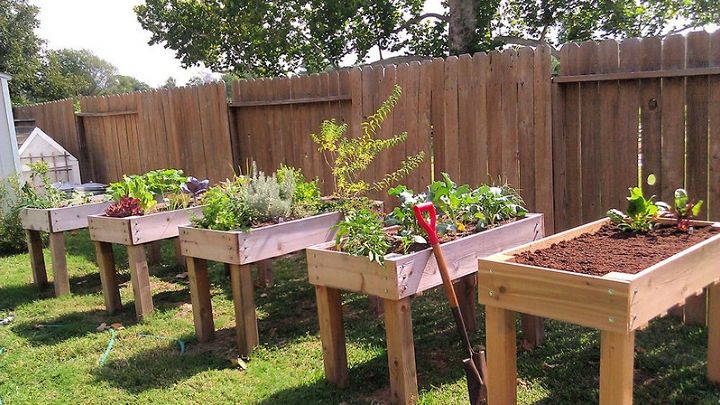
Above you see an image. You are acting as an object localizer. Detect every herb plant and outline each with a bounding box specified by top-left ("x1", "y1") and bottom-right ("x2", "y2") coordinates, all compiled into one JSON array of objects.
[
  {"x1": 107, "y1": 168, "x2": 206, "y2": 215},
  {"x1": 311, "y1": 84, "x2": 424, "y2": 199},
  {"x1": 656, "y1": 188, "x2": 704, "y2": 232},
  {"x1": 334, "y1": 208, "x2": 391, "y2": 264},
  {"x1": 607, "y1": 187, "x2": 659, "y2": 233},
  {"x1": 192, "y1": 177, "x2": 251, "y2": 231}
]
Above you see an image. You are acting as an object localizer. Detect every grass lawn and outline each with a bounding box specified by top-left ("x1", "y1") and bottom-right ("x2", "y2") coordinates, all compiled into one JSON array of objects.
[{"x1": 0, "y1": 230, "x2": 719, "y2": 404}]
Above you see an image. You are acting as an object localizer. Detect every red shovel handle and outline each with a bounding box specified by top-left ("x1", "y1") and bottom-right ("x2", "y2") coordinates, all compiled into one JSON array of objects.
[{"x1": 412, "y1": 202, "x2": 439, "y2": 245}]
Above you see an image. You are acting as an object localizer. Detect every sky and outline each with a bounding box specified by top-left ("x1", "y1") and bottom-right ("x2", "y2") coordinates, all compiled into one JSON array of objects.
[{"x1": 31, "y1": 0, "x2": 444, "y2": 88}]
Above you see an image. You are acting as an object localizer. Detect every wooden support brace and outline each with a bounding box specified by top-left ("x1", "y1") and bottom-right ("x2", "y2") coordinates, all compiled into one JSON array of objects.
[
  {"x1": 127, "y1": 244, "x2": 154, "y2": 320},
  {"x1": 173, "y1": 237, "x2": 185, "y2": 269},
  {"x1": 455, "y1": 274, "x2": 478, "y2": 333},
  {"x1": 255, "y1": 259, "x2": 274, "y2": 288},
  {"x1": 230, "y1": 264, "x2": 259, "y2": 356},
  {"x1": 383, "y1": 298, "x2": 418, "y2": 404},
  {"x1": 315, "y1": 286, "x2": 349, "y2": 387},
  {"x1": 95, "y1": 241, "x2": 121, "y2": 314},
  {"x1": 147, "y1": 241, "x2": 162, "y2": 266},
  {"x1": 486, "y1": 306, "x2": 518, "y2": 405},
  {"x1": 48, "y1": 232, "x2": 70, "y2": 296},
  {"x1": 520, "y1": 315, "x2": 545, "y2": 349},
  {"x1": 26, "y1": 230, "x2": 48, "y2": 287},
  {"x1": 708, "y1": 283, "x2": 720, "y2": 384},
  {"x1": 599, "y1": 331, "x2": 635, "y2": 405},
  {"x1": 187, "y1": 257, "x2": 215, "y2": 342},
  {"x1": 684, "y1": 290, "x2": 707, "y2": 325}
]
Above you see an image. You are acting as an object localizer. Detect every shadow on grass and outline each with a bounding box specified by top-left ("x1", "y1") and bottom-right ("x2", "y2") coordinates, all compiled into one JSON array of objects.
[
  {"x1": 11, "y1": 307, "x2": 137, "y2": 346},
  {"x1": 0, "y1": 282, "x2": 51, "y2": 309},
  {"x1": 93, "y1": 329, "x2": 231, "y2": 394}
]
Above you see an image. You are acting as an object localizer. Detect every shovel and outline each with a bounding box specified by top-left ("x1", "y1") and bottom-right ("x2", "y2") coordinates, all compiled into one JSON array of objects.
[{"x1": 413, "y1": 202, "x2": 488, "y2": 404}]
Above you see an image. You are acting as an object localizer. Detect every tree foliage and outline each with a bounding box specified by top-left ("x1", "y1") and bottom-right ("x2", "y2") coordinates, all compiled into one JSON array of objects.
[
  {"x1": 135, "y1": 0, "x2": 719, "y2": 76},
  {"x1": 0, "y1": 0, "x2": 43, "y2": 104}
]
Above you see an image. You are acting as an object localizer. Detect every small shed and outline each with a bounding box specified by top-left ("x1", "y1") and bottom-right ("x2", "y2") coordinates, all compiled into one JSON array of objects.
[
  {"x1": 0, "y1": 72, "x2": 20, "y2": 179},
  {"x1": 18, "y1": 127, "x2": 81, "y2": 185}
]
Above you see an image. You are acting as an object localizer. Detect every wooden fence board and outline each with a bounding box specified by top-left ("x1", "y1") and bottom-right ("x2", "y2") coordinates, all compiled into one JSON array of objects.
[
  {"x1": 639, "y1": 37, "x2": 663, "y2": 198},
  {"x1": 660, "y1": 34, "x2": 687, "y2": 200},
  {"x1": 685, "y1": 31, "x2": 710, "y2": 217},
  {"x1": 616, "y1": 38, "x2": 641, "y2": 208},
  {"x1": 517, "y1": 48, "x2": 535, "y2": 211},
  {"x1": 709, "y1": 30, "x2": 720, "y2": 221}
]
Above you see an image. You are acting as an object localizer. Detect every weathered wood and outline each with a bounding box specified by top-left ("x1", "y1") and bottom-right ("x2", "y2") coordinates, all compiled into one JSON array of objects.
[
  {"x1": 520, "y1": 315, "x2": 545, "y2": 349},
  {"x1": 89, "y1": 206, "x2": 203, "y2": 245},
  {"x1": 708, "y1": 282, "x2": 720, "y2": 383},
  {"x1": 486, "y1": 305, "x2": 517, "y2": 405},
  {"x1": 315, "y1": 286, "x2": 349, "y2": 387},
  {"x1": 309, "y1": 214, "x2": 543, "y2": 300},
  {"x1": 553, "y1": 66, "x2": 720, "y2": 82},
  {"x1": 384, "y1": 298, "x2": 417, "y2": 405},
  {"x1": 230, "y1": 264, "x2": 258, "y2": 356},
  {"x1": 187, "y1": 257, "x2": 215, "y2": 342},
  {"x1": 95, "y1": 241, "x2": 121, "y2": 314},
  {"x1": 173, "y1": 237, "x2": 184, "y2": 269},
  {"x1": 26, "y1": 230, "x2": 48, "y2": 287},
  {"x1": 599, "y1": 331, "x2": 635, "y2": 405},
  {"x1": 229, "y1": 94, "x2": 351, "y2": 107},
  {"x1": 255, "y1": 260, "x2": 273, "y2": 288},
  {"x1": 180, "y1": 211, "x2": 341, "y2": 265},
  {"x1": 455, "y1": 274, "x2": 478, "y2": 333},
  {"x1": 21, "y1": 209, "x2": 52, "y2": 233},
  {"x1": 48, "y1": 232, "x2": 70, "y2": 296},
  {"x1": 147, "y1": 241, "x2": 161, "y2": 266},
  {"x1": 127, "y1": 244, "x2": 154, "y2": 319}
]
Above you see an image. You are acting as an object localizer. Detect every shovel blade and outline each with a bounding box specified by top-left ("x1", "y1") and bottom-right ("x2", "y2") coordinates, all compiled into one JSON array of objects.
[{"x1": 463, "y1": 355, "x2": 487, "y2": 405}]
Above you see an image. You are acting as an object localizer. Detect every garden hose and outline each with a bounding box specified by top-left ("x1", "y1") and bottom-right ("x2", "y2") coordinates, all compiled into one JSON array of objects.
[{"x1": 98, "y1": 329, "x2": 117, "y2": 366}]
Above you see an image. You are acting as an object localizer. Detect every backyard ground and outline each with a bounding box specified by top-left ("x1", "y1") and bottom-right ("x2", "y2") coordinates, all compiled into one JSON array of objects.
[{"x1": 0, "y1": 231, "x2": 719, "y2": 404}]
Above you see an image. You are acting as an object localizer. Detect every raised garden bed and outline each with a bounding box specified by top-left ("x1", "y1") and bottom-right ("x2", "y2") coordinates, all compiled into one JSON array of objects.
[
  {"x1": 307, "y1": 213, "x2": 545, "y2": 404},
  {"x1": 20, "y1": 198, "x2": 110, "y2": 297},
  {"x1": 88, "y1": 205, "x2": 204, "y2": 319},
  {"x1": 477, "y1": 217, "x2": 720, "y2": 405},
  {"x1": 178, "y1": 211, "x2": 343, "y2": 355}
]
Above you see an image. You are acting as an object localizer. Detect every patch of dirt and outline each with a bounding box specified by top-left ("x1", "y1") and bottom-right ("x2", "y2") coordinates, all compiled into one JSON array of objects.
[{"x1": 515, "y1": 224, "x2": 718, "y2": 276}]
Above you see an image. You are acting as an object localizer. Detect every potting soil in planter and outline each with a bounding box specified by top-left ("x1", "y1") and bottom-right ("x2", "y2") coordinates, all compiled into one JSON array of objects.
[{"x1": 515, "y1": 224, "x2": 718, "y2": 276}]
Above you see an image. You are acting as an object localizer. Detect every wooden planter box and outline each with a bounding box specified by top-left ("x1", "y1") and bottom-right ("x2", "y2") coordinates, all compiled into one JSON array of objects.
[
  {"x1": 88, "y1": 206, "x2": 204, "y2": 320},
  {"x1": 20, "y1": 200, "x2": 111, "y2": 297},
  {"x1": 477, "y1": 218, "x2": 720, "y2": 405},
  {"x1": 307, "y1": 213, "x2": 544, "y2": 404},
  {"x1": 177, "y1": 211, "x2": 344, "y2": 356}
]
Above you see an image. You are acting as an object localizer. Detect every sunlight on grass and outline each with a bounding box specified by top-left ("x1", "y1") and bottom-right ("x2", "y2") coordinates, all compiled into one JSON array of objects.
[{"x1": 1, "y1": 230, "x2": 719, "y2": 404}]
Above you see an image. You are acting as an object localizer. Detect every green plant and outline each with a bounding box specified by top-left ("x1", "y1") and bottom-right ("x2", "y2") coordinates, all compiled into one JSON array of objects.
[
  {"x1": 0, "y1": 178, "x2": 27, "y2": 254},
  {"x1": 192, "y1": 177, "x2": 252, "y2": 231},
  {"x1": 107, "y1": 168, "x2": 197, "y2": 214},
  {"x1": 276, "y1": 165, "x2": 321, "y2": 217},
  {"x1": 607, "y1": 187, "x2": 659, "y2": 233},
  {"x1": 245, "y1": 165, "x2": 294, "y2": 221},
  {"x1": 108, "y1": 175, "x2": 156, "y2": 213},
  {"x1": 311, "y1": 84, "x2": 424, "y2": 199},
  {"x1": 335, "y1": 208, "x2": 391, "y2": 264},
  {"x1": 105, "y1": 196, "x2": 143, "y2": 218},
  {"x1": 656, "y1": 188, "x2": 704, "y2": 232}
]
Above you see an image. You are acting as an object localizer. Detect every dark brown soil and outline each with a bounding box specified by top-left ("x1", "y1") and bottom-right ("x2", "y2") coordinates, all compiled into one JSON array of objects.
[{"x1": 514, "y1": 224, "x2": 718, "y2": 276}]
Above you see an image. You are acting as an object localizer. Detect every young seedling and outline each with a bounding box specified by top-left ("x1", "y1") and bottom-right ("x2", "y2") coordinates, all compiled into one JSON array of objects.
[
  {"x1": 607, "y1": 187, "x2": 659, "y2": 233},
  {"x1": 656, "y1": 188, "x2": 704, "y2": 232}
]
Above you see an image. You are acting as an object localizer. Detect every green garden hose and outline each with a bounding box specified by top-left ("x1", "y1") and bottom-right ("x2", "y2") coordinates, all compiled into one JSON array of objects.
[{"x1": 98, "y1": 329, "x2": 117, "y2": 366}]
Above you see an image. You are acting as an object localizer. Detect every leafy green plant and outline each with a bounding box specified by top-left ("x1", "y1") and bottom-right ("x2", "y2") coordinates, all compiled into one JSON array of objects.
[
  {"x1": 335, "y1": 208, "x2": 391, "y2": 264},
  {"x1": 105, "y1": 197, "x2": 143, "y2": 218},
  {"x1": 245, "y1": 165, "x2": 294, "y2": 221},
  {"x1": 192, "y1": 177, "x2": 252, "y2": 231},
  {"x1": 276, "y1": 165, "x2": 321, "y2": 217},
  {"x1": 0, "y1": 178, "x2": 27, "y2": 253},
  {"x1": 107, "y1": 168, "x2": 201, "y2": 214},
  {"x1": 108, "y1": 175, "x2": 156, "y2": 213},
  {"x1": 311, "y1": 84, "x2": 424, "y2": 199},
  {"x1": 656, "y1": 188, "x2": 704, "y2": 232},
  {"x1": 607, "y1": 187, "x2": 659, "y2": 233}
]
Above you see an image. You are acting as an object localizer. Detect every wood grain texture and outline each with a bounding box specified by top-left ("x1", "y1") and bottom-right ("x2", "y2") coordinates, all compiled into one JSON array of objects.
[
  {"x1": 26, "y1": 230, "x2": 48, "y2": 287},
  {"x1": 187, "y1": 257, "x2": 215, "y2": 342},
  {"x1": 315, "y1": 286, "x2": 349, "y2": 387},
  {"x1": 708, "y1": 282, "x2": 720, "y2": 383},
  {"x1": 485, "y1": 305, "x2": 517, "y2": 405},
  {"x1": 599, "y1": 331, "x2": 635, "y2": 405},
  {"x1": 127, "y1": 244, "x2": 154, "y2": 319},
  {"x1": 383, "y1": 298, "x2": 417, "y2": 405},
  {"x1": 95, "y1": 241, "x2": 121, "y2": 314},
  {"x1": 230, "y1": 264, "x2": 258, "y2": 356},
  {"x1": 48, "y1": 232, "x2": 69, "y2": 296}
]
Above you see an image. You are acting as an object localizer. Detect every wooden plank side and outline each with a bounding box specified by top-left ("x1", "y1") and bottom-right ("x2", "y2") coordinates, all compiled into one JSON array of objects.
[
  {"x1": 558, "y1": 43, "x2": 583, "y2": 230},
  {"x1": 48, "y1": 201, "x2": 111, "y2": 232},
  {"x1": 431, "y1": 58, "x2": 446, "y2": 180},
  {"x1": 472, "y1": 53, "x2": 490, "y2": 186},
  {"x1": 639, "y1": 37, "x2": 663, "y2": 198},
  {"x1": 443, "y1": 56, "x2": 460, "y2": 181},
  {"x1": 179, "y1": 226, "x2": 242, "y2": 264},
  {"x1": 516, "y1": 47, "x2": 535, "y2": 211},
  {"x1": 710, "y1": 30, "x2": 720, "y2": 222},
  {"x1": 456, "y1": 54, "x2": 477, "y2": 186},
  {"x1": 534, "y1": 45, "x2": 554, "y2": 234},
  {"x1": 131, "y1": 206, "x2": 204, "y2": 244},
  {"x1": 578, "y1": 41, "x2": 602, "y2": 223},
  {"x1": 685, "y1": 31, "x2": 710, "y2": 217},
  {"x1": 615, "y1": 38, "x2": 641, "y2": 209},
  {"x1": 486, "y1": 51, "x2": 503, "y2": 180},
  {"x1": 500, "y1": 49, "x2": 519, "y2": 187},
  {"x1": 597, "y1": 39, "x2": 621, "y2": 212},
  {"x1": 660, "y1": 34, "x2": 687, "y2": 199},
  {"x1": 478, "y1": 260, "x2": 631, "y2": 333},
  {"x1": 403, "y1": 61, "x2": 424, "y2": 193},
  {"x1": 417, "y1": 60, "x2": 433, "y2": 187}
]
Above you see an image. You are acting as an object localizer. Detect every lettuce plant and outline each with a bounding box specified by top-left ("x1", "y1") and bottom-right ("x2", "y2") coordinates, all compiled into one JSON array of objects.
[
  {"x1": 105, "y1": 196, "x2": 143, "y2": 218},
  {"x1": 607, "y1": 187, "x2": 659, "y2": 233}
]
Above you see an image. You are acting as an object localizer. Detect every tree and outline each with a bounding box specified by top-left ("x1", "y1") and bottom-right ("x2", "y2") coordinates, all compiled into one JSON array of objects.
[
  {"x1": 35, "y1": 49, "x2": 117, "y2": 100},
  {"x1": 102, "y1": 75, "x2": 151, "y2": 95},
  {"x1": 136, "y1": 0, "x2": 720, "y2": 76},
  {"x1": 0, "y1": 0, "x2": 44, "y2": 104},
  {"x1": 161, "y1": 76, "x2": 177, "y2": 89}
]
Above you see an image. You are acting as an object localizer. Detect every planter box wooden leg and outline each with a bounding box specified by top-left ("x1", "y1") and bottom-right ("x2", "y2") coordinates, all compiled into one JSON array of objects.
[
  {"x1": 230, "y1": 264, "x2": 258, "y2": 356},
  {"x1": 684, "y1": 290, "x2": 707, "y2": 325},
  {"x1": 599, "y1": 330, "x2": 635, "y2": 405},
  {"x1": 383, "y1": 297, "x2": 418, "y2": 404},
  {"x1": 173, "y1": 237, "x2": 185, "y2": 269},
  {"x1": 316, "y1": 286, "x2": 348, "y2": 388},
  {"x1": 187, "y1": 257, "x2": 215, "y2": 342},
  {"x1": 48, "y1": 232, "x2": 70, "y2": 297},
  {"x1": 26, "y1": 230, "x2": 48, "y2": 287},
  {"x1": 127, "y1": 244, "x2": 154, "y2": 320},
  {"x1": 255, "y1": 259, "x2": 273, "y2": 288},
  {"x1": 147, "y1": 241, "x2": 162, "y2": 266},
  {"x1": 95, "y1": 241, "x2": 121, "y2": 314},
  {"x1": 368, "y1": 295, "x2": 384, "y2": 317},
  {"x1": 520, "y1": 315, "x2": 545, "y2": 349},
  {"x1": 708, "y1": 283, "x2": 720, "y2": 384},
  {"x1": 455, "y1": 274, "x2": 477, "y2": 333},
  {"x1": 486, "y1": 305, "x2": 517, "y2": 405}
]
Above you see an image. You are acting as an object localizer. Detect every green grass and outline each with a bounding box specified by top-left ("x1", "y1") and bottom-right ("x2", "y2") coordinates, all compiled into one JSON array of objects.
[{"x1": 0, "y1": 230, "x2": 719, "y2": 404}]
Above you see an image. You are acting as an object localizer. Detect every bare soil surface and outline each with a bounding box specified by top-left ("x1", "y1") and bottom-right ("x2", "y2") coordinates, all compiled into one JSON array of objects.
[{"x1": 514, "y1": 224, "x2": 718, "y2": 276}]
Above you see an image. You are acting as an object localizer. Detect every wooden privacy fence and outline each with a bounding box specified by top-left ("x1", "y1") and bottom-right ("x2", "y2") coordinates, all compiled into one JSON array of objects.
[
  {"x1": 11, "y1": 30, "x2": 720, "y2": 236},
  {"x1": 553, "y1": 30, "x2": 720, "y2": 232}
]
